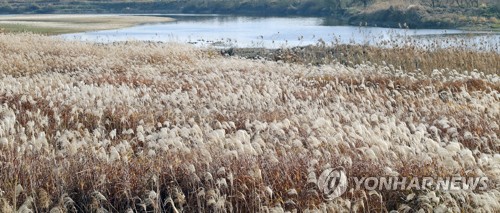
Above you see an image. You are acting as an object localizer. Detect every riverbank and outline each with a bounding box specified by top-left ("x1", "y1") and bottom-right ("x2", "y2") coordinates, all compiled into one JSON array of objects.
[
  {"x1": 346, "y1": 4, "x2": 500, "y2": 31},
  {"x1": 0, "y1": 14, "x2": 174, "y2": 34},
  {"x1": 221, "y1": 43, "x2": 499, "y2": 75},
  {"x1": 0, "y1": 0, "x2": 498, "y2": 31}
]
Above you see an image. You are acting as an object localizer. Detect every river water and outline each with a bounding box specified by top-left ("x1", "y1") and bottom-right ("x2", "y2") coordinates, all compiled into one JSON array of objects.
[{"x1": 60, "y1": 14, "x2": 499, "y2": 51}]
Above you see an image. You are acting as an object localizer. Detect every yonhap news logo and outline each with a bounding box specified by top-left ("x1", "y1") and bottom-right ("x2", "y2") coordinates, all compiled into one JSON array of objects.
[
  {"x1": 313, "y1": 167, "x2": 489, "y2": 200},
  {"x1": 317, "y1": 167, "x2": 348, "y2": 200}
]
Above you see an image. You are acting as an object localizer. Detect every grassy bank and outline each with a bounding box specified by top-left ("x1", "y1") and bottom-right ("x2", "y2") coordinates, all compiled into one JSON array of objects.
[
  {"x1": 224, "y1": 41, "x2": 499, "y2": 75},
  {"x1": 0, "y1": 33, "x2": 498, "y2": 212},
  {"x1": 347, "y1": 3, "x2": 500, "y2": 31},
  {"x1": 0, "y1": 14, "x2": 174, "y2": 35}
]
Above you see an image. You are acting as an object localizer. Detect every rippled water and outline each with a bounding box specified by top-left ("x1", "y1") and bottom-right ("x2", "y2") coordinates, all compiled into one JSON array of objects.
[{"x1": 60, "y1": 14, "x2": 500, "y2": 51}]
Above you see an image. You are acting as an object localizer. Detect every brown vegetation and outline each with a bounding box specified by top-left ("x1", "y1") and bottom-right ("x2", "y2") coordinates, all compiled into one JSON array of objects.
[
  {"x1": 0, "y1": 33, "x2": 498, "y2": 212},
  {"x1": 229, "y1": 39, "x2": 499, "y2": 75}
]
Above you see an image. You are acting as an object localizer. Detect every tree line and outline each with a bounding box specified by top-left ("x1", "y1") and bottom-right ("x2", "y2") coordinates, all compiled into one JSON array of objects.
[{"x1": 0, "y1": 0, "x2": 498, "y2": 15}]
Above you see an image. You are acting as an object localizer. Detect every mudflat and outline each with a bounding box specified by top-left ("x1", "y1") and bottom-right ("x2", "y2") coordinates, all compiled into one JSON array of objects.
[{"x1": 0, "y1": 14, "x2": 174, "y2": 34}]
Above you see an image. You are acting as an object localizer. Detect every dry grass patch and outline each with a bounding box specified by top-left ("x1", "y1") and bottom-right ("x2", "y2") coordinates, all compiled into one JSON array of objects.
[{"x1": 0, "y1": 33, "x2": 498, "y2": 212}]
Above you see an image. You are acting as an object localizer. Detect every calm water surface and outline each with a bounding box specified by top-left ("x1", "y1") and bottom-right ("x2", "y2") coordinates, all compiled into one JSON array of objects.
[{"x1": 60, "y1": 15, "x2": 499, "y2": 51}]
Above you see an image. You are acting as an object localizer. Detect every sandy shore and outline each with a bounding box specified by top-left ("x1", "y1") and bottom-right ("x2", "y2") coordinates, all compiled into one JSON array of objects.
[{"x1": 0, "y1": 14, "x2": 174, "y2": 34}]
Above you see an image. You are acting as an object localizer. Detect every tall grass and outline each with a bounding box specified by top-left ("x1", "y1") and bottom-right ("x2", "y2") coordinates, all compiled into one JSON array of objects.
[
  {"x1": 0, "y1": 33, "x2": 498, "y2": 212},
  {"x1": 228, "y1": 33, "x2": 500, "y2": 75}
]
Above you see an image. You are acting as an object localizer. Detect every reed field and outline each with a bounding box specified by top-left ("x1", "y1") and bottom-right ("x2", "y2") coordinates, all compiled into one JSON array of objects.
[
  {"x1": 228, "y1": 33, "x2": 500, "y2": 74},
  {"x1": 0, "y1": 33, "x2": 498, "y2": 212}
]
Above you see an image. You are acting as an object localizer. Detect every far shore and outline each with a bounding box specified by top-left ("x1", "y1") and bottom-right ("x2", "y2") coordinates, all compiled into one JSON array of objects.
[{"x1": 0, "y1": 14, "x2": 174, "y2": 35}]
